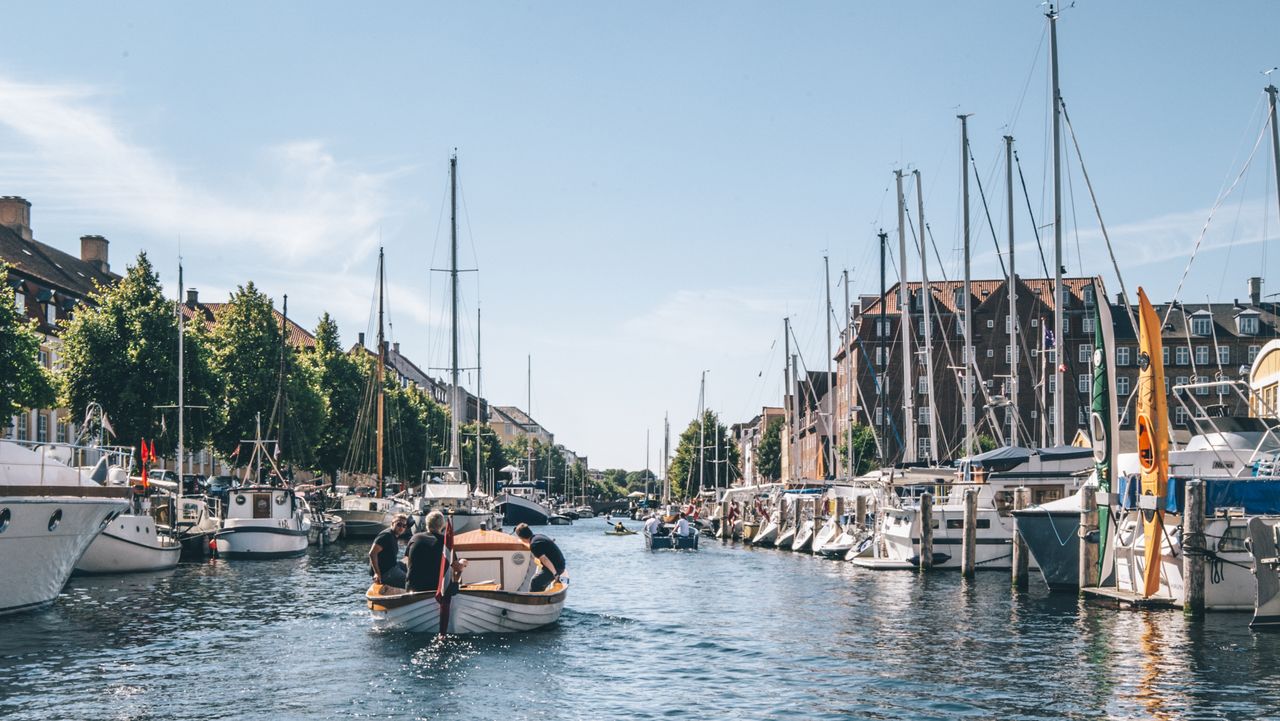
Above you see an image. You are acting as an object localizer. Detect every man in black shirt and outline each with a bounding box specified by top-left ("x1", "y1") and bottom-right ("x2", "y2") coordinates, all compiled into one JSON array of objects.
[
  {"x1": 405, "y1": 510, "x2": 465, "y2": 593},
  {"x1": 368, "y1": 514, "x2": 409, "y2": 587},
  {"x1": 514, "y1": 523, "x2": 565, "y2": 593}
]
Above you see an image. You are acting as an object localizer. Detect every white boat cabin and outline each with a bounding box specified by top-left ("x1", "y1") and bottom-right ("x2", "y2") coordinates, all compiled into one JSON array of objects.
[{"x1": 453, "y1": 529, "x2": 537, "y2": 593}]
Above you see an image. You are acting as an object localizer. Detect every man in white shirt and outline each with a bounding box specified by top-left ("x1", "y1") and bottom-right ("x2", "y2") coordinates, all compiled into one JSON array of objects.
[
  {"x1": 673, "y1": 513, "x2": 692, "y2": 537},
  {"x1": 643, "y1": 515, "x2": 661, "y2": 536}
]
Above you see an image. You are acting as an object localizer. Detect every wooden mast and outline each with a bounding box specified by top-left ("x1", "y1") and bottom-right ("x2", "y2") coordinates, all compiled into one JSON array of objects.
[
  {"x1": 1005, "y1": 135, "x2": 1019, "y2": 447},
  {"x1": 449, "y1": 153, "x2": 462, "y2": 483},
  {"x1": 1049, "y1": 4, "x2": 1065, "y2": 446},
  {"x1": 376, "y1": 248, "x2": 385, "y2": 497}
]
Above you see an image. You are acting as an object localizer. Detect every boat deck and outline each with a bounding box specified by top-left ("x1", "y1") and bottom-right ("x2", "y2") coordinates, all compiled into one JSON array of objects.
[{"x1": 1081, "y1": 586, "x2": 1181, "y2": 609}]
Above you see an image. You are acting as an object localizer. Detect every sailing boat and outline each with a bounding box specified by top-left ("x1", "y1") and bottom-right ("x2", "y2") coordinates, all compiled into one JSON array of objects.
[
  {"x1": 408, "y1": 155, "x2": 499, "y2": 534},
  {"x1": 334, "y1": 248, "x2": 414, "y2": 538}
]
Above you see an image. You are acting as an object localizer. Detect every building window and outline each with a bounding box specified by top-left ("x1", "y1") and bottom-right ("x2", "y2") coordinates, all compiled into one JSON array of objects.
[
  {"x1": 918, "y1": 407, "x2": 931, "y2": 424},
  {"x1": 1078, "y1": 406, "x2": 1087, "y2": 425},
  {"x1": 1217, "y1": 346, "x2": 1230, "y2": 366},
  {"x1": 876, "y1": 319, "x2": 891, "y2": 337},
  {"x1": 1120, "y1": 407, "x2": 1130, "y2": 425},
  {"x1": 1196, "y1": 376, "x2": 1210, "y2": 396},
  {"x1": 1005, "y1": 345, "x2": 1012, "y2": 364},
  {"x1": 36, "y1": 413, "x2": 47, "y2": 443},
  {"x1": 1175, "y1": 406, "x2": 1189, "y2": 426},
  {"x1": 1163, "y1": 346, "x2": 1170, "y2": 366},
  {"x1": 874, "y1": 407, "x2": 883, "y2": 427},
  {"x1": 986, "y1": 319, "x2": 995, "y2": 329},
  {"x1": 1239, "y1": 315, "x2": 1259, "y2": 335},
  {"x1": 1249, "y1": 345, "x2": 1261, "y2": 363},
  {"x1": 918, "y1": 437, "x2": 932, "y2": 459},
  {"x1": 1079, "y1": 343, "x2": 1092, "y2": 364},
  {"x1": 1078, "y1": 374, "x2": 1090, "y2": 393},
  {"x1": 1175, "y1": 375, "x2": 1188, "y2": 391},
  {"x1": 13, "y1": 290, "x2": 23, "y2": 313},
  {"x1": 56, "y1": 420, "x2": 68, "y2": 443},
  {"x1": 986, "y1": 348, "x2": 994, "y2": 358},
  {"x1": 1031, "y1": 317, "x2": 1039, "y2": 328},
  {"x1": 1048, "y1": 376, "x2": 1056, "y2": 393},
  {"x1": 1195, "y1": 346, "x2": 1209, "y2": 365},
  {"x1": 1116, "y1": 347, "x2": 1130, "y2": 366},
  {"x1": 1046, "y1": 349, "x2": 1056, "y2": 364},
  {"x1": 874, "y1": 347, "x2": 887, "y2": 367},
  {"x1": 17, "y1": 414, "x2": 29, "y2": 441},
  {"x1": 1005, "y1": 316, "x2": 1013, "y2": 334},
  {"x1": 37, "y1": 349, "x2": 49, "y2": 368},
  {"x1": 954, "y1": 289, "x2": 965, "y2": 309},
  {"x1": 1116, "y1": 376, "x2": 1131, "y2": 396},
  {"x1": 918, "y1": 377, "x2": 929, "y2": 394},
  {"x1": 1191, "y1": 316, "x2": 1211, "y2": 336},
  {"x1": 44, "y1": 303, "x2": 56, "y2": 325},
  {"x1": 1175, "y1": 347, "x2": 1189, "y2": 366}
]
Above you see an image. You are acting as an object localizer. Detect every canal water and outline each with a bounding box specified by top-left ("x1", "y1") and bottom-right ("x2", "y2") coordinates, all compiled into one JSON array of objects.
[{"x1": 3, "y1": 518, "x2": 1280, "y2": 720}]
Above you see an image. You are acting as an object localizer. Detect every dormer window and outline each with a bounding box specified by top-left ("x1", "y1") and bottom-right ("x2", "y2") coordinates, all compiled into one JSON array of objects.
[
  {"x1": 45, "y1": 302, "x2": 56, "y2": 325},
  {"x1": 1083, "y1": 285, "x2": 1095, "y2": 306},
  {"x1": 953, "y1": 288, "x2": 965, "y2": 309},
  {"x1": 1190, "y1": 311, "x2": 1212, "y2": 337},
  {"x1": 12, "y1": 290, "x2": 23, "y2": 313},
  {"x1": 1237, "y1": 311, "x2": 1260, "y2": 336}
]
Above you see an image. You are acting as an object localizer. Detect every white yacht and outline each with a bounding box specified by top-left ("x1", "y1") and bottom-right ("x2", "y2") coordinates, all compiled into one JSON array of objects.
[
  {"x1": 406, "y1": 478, "x2": 497, "y2": 534},
  {"x1": 496, "y1": 466, "x2": 551, "y2": 527},
  {"x1": 0, "y1": 440, "x2": 131, "y2": 615},
  {"x1": 75, "y1": 480, "x2": 181, "y2": 574}
]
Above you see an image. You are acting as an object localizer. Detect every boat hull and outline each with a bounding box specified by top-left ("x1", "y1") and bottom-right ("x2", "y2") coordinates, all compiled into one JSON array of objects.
[
  {"x1": 334, "y1": 508, "x2": 393, "y2": 538},
  {"x1": 367, "y1": 582, "x2": 566, "y2": 634},
  {"x1": 1012, "y1": 508, "x2": 1081, "y2": 591},
  {"x1": 1248, "y1": 516, "x2": 1280, "y2": 627},
  {"x1": 645, "y1": 531, "x2": 698, "y2": 551},
  {"x1": 0, "y1": 492, "x2": 130, "y2": 615},
  {"x1": 75, "y1": 514, "x2": 181, "y2": 574},
  {"x1": 215, "y1": 525, "x2": 309, "y2": 559},
  {"x1": 499, "y1": 494, "x2": 550, "y2": 526}
]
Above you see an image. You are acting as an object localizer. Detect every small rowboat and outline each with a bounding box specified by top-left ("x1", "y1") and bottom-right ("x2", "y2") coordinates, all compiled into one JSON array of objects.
[
  {"x1": 604, "y1": 530, "x2": 637, "y2": 536},
  {"x1": 365, "y1": 529, "x2": 568, "y2": 634},
  {"x1": 645, "y1": 528, "x2": 699, "y2": 551}
]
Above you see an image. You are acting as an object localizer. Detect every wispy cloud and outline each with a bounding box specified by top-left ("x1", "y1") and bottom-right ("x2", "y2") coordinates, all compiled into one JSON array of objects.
[{"x1": 0, "y1": 75, "x2": 398, "y2": 266}]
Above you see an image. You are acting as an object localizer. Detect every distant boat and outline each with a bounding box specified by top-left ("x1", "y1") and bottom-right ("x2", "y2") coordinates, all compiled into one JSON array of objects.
[
  {"x1": 645, "y1": 527, "x2": 698, "y2": 551},
  {"x1": 214, "y1": 416, "x2": 310, "y2": 559}
]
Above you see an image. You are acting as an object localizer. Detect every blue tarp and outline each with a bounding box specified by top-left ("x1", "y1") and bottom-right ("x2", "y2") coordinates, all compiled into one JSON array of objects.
[{"x1": 1117, "y1": 474, "x2": 1280, "y2": 515}]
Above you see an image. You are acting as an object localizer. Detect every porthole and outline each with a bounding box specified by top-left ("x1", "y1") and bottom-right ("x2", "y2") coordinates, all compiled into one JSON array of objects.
[
  {"x1": 235, "y1": 495, "x2": 246, "y2": 506},
  {"x1": 0, "y1": 508, "x2": 10, "y2": 533},
  {"x1": 275, "y1": 493, "x2": 287, "y2": 506},
  {"x1": 48, "y1": 508, "x2": 63, "y2": 532}
]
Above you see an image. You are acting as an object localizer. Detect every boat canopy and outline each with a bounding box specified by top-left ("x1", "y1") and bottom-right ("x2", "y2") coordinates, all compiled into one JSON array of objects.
[{"x1": 1117, "y1": 473, "x2": 1280, "y2": 515}]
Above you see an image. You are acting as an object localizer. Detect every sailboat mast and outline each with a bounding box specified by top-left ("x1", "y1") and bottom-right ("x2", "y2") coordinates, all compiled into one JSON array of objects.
[
  {"x1": 824, "y1": 254, "x2": 834, "y2": 479},
  {"x1": 449, "y1": 154, "x2": 462, "y2": 480},
  {"x1": 914, "y1": 170, "x2": 938, "y2": 463},
  {"x1": 476, "y1": 305, "x2": 483, "y2": 493},
  {"x1": 960, "y1": 114, "x2": 974, "y2": 458},
  {"x1": 1049, "y1": 4, "x2": 1065, "y2": 446},
  {"x1": 1266, "y1": 85, "x2": 1280, "y2": 231},
  {"x1": 376, "y1": 248, "x2": 386, "y2": 497},
  {"x1": 843, "y1": 268, "x2": 853, "y2": 477},
  {"x1": 663, "y1": 413, "x2": 670, "y2": 501},
  {"x1": 877, "y1": 230, "x2": 888, "y2": 464},
  {"x1": 896, "y1": 170, "x2": 915, "y2": 463},
  {"x1": 176, "y1": 262, "x2": 184, "y2": 499},
  {"x1": 1005, "y1": 135, "x2": 1019, "y2": 447},
  {"x1": 697, "y1": 371, "x2": 707, "y2": 495},
  {"x1": 783, "y1": 317, "x2": 793, "y2": 480}
]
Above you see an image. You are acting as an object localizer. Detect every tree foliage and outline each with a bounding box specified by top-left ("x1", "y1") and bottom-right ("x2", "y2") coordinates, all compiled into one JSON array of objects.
[
  {"x1": 59, "y1": 252, "x2": 217, "y2": 451},
  {"x1": 298, "y1": 313, "x2": 363, "y2": 482},
  {"x1": 667, "y1": 410, "x2": 741, "y2": 499},
  {"x1": 459, "y1": 420, "x2": 508, "y2": 490},
  {"x1": 0, "y1": 263, "x2": 54, "y2": 418},
  {"x1": 756, "y1": 416, "x2": 784, "y2": 481},
  {"x1": 837, "y1": 423, "x2": 881, "y2": 477}
]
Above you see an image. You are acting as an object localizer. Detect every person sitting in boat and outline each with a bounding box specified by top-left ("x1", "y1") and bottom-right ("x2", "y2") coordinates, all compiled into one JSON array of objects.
[
  {"x1": 643, "y1": 514, "x2": 662, "y2": 536},
  {"x1": 613, "y1": 521, "x2": 628, "y2": 533},
  {"x1": 673, "y1": 513, "x2": 693, "y2": 538},
  {"x1": 369, "y1": 515, "x2": 409, "y2": 588},
  {"x1": 515, "y1": 523, "x2": 565, "y2": 593},
  {"x1": 405, "y1": 511, "x2": 467, "y2": 594}
]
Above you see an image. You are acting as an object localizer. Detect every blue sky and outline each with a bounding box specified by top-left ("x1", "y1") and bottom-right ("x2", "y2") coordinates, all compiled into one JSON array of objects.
[{"x1": 1, "y1": 2, "x2": 1278, "y2": 469}]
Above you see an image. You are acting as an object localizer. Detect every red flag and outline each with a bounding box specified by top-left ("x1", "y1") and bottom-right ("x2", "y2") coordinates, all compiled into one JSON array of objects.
[
  {"x1": 231, "y1": 444, "x2": 241, "y2": 461},
  {"x1": 140, "y1": 440, "x2": 150, "y2": 490},
  {"x1": 436, "y1": 516, "x2": 455, "y2": 634}
]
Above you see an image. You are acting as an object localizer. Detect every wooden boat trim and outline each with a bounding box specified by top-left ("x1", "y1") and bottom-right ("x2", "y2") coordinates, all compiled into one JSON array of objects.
[{"x1": 366, "y1": 581, "x2": 567, "y2": 611}]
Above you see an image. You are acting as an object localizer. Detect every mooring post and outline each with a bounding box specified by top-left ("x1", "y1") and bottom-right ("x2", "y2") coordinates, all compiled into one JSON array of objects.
[
  {"x1": 919, "y1": 492, "x2": 934, "y2": 570},
  {"x1": 855, "y1": 494, "x2": 867, "y2": 532},
  {"x1": 961, "y1": 488, "x2": 978, "y2": 577},
  {"x1": 1184, "y1": 479, "x2": 1206, "y2": 619},
  {"x1": 835, "y1": 496, "x2": 846, "y2": 532},
  {"x1": 1079, "y1": 485, "x2": 1099, "y2": 593},
  {"x1": 1012, "y1": 487, "x2": 1031, "y2": 590}
]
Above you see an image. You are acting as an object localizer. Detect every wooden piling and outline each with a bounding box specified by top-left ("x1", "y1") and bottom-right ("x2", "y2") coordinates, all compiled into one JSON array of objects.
[
  {"x1": 919, "y1": 492, "x2": 934, "y2": 570},
  {"x1": 1012, "y1": 487, "x2": 1031, "y2": 590},
  {"x1": 1078, "y1": 485, "x2": 1099, "y2": 592},
  {"x1": 835, "y1": 497, "x2": 846, "y2": 531},
  {"x1": 961, "y1": 488, "x2": 978, "y2": 577},
  {"x1": 855, "y1": 494, "x2": 867, "y2": 532},
  {"x1": 1184, "y1": 479, "x2": 1205, "y2": 619}
]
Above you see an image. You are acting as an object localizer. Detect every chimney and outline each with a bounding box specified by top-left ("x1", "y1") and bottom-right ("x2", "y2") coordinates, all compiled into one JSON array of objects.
[
  {"x1": 186, "y1": 288, "x2": 199, "y2": 307},
  {"x1": 0, "y1": 196, "x2": 32, "y2": 241},
  {"x1": 357, "y1": 332, "x2": 365, "y2": 347},
  {"x1": 393, "y1": 341, "x2": 400, "y2": 355},
  {"x1": 80, "y1": 235, "x2": 110, "y2": 274},
  {"x1": 1116, "y1": 291, "x2": 1126, "y2": 306},
  {"x1": 1248, "y1": 276, "x2": 1263, "y2": 306}
]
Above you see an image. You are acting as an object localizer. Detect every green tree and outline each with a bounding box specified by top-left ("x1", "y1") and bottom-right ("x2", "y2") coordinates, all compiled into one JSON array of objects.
[
  {"x1": 667, "y1": 410, "x2": 741, "y2": 499},
  {"x1": 459, "y1": 420, "x2": 508, "y2": 490},
  {"x1": 298, "y1": 313, "x2": 363, "y2": 482},
  {"x1": 837, "y1": 423, "x2": 881, "y2": 477},
  {"x1": 209, "y1": 282, "x2": 320, "y2": 468},
  {"x1": 0, "y1": 263, "x2": 54, "y2": 418},
  {"x1": 976, "y1": 434, "x2": 998, "y2": 453},
  {"x1": 756, "y1": 416, "x2": 784, "y2": 481},
  {"x1": 59, "y1": 252, "x2": 218, "y2": 452}
]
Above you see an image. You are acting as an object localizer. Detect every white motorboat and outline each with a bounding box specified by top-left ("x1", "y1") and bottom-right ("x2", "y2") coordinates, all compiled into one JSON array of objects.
[
  {"x1": 366, "y1": 528, "x2": 567, "y2": 634},
  {"x1": 574, "y1": 506, "x2": 595, "y2": 519},
  {"x1": 0, "y1": 440, "x2": 131, "y2": 615},
  {"x1": 175, "y1": 494, "x2": 220, "y2": 556},
  {"x1": 333, "y1": 493, "x2": 410, "y2": 538},
  {"x1": 300, "y1": 496, "x2": 344, "y2": 546},
  {"x1": 215, "y1": 486, "x2": 311, "y2": 559},
  {"x1": 497, "y1": 484, "x2": 552, "y2": 526},
  {"x1": 1248, "y1": 516, "x2": 1280, "y2": 627},
  {"x1": 813, "y1": 517, "x2": 854, "y2": 558},
  {"x1": 792, "y1": 518, "x2": 815, "y2": 553},
  {"x1": 75, "y1": 485, "x2": 181, "y2": 575},
  {"x1": 407, "y1": 480, "x2": 498, "y2": 534},
  {"x1": 752, "y1": 512, "x2": 780, "y2": 547}
]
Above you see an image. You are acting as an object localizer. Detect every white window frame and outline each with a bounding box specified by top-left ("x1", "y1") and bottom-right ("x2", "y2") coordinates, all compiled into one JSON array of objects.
[
  {"x1": 1116, "y1": 347, "x2": 1130, "y2": 366},
  {"x1": 1079, "y1": 343, "x2": 1092, "y2": 364},
  {"x1": 1217, "y1": 346, "x2": 1230, "y2": 365},
  {"x1": 1195, "y1": 346, "x2": 1209, "y2": 365},
  {"x1": 1175, "y1": 347, "x2": 1189, "y2": 366},
  {"x1": 1116, "y1": 376, "x2": 1131, "y2": 396},
  {"x1": 1078, "y1": 374, "x2": 1090, "y2": 393}
]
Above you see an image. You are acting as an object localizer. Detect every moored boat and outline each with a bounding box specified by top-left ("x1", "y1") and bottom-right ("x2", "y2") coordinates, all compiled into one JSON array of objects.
[{"x1": 645, "y1": 527, "x2": 699, "y2": 551}]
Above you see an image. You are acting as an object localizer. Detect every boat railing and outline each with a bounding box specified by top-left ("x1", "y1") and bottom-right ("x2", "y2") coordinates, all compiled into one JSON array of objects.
[
  {"x1": 1, "y1": 438, "x2": 136, "y2": 486},
  {"x1": 1169, "y1": 379, "x2": 1280, "y2": 474}
]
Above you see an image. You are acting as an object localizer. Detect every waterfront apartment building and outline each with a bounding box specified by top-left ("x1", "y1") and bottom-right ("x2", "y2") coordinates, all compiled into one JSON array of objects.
[
  {"x1": 731, "y1": 406, "x2": 784, "y2": 485},
  {"x1": 1, "y1": 196, "x2": 119, "y2": 446},
  {"x1": 489, "y1": 405, "x2": 554, "y2": 447}
]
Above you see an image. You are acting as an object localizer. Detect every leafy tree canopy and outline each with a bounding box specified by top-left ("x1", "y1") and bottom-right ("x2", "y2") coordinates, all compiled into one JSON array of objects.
[
  {"x1": 0, "y1": 263, "x2": 54, "y2": 418},
  {"x1": 667, "y1": 410, "x2": 741, "y2": 499}
]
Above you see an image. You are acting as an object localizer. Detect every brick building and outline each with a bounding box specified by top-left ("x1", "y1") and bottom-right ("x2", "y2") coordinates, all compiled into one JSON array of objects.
[{"x1": 731, "y1": 406, "x2": 784, "y2": 485}]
